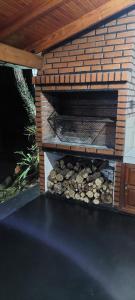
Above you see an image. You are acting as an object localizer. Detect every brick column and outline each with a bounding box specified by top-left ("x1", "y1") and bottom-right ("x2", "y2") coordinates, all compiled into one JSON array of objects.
[{"x1": 34, "y1": 85, "x2": 45, "y2": 192}]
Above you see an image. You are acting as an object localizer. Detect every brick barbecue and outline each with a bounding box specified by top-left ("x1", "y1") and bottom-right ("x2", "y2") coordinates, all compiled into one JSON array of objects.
[{"x1": 33, "y1": 7, "x2": 135, "y2": 212}]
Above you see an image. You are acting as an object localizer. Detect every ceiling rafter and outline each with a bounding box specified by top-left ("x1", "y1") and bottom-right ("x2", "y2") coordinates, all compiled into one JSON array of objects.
[
  {"x1": 26, "y1": 0, "x2": 135, "y2": 53},
  {"x1": 0, "y1": 43, "x2": 43, "y2": 69},
  {"x1": 0, "y1": 0, "x2": 65, "y2": 40}
]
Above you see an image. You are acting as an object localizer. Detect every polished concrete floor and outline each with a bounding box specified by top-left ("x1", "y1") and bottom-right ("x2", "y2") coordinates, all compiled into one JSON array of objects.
[{"x1": 0, "y1": 195, "x2": 135, "y2": 300}]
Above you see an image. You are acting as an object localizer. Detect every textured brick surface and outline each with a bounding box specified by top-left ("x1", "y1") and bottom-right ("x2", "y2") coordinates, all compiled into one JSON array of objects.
[{"x1": 35, "y1": 11, "x2": 135, "y2": 81}]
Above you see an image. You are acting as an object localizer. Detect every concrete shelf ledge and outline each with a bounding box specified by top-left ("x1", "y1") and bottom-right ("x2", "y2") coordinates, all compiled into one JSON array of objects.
[{"x1": 0, "y1": 184, "x2": 40, "y2": 221}]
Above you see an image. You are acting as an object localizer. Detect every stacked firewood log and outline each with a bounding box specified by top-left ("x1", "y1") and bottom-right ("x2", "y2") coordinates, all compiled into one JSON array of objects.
[{"x1": 47, "y1": 157, "x2": 113, "y2": 205}]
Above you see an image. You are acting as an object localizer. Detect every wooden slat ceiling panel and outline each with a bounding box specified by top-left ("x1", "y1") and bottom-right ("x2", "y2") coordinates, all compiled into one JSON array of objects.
[
  {"x1": 0, "y1": 0, "x2": 32, "y2": 28},
  {"x1": 0, "y1": 0, "x2": 108, "y2": 50},
  {"x1": 0, "y1": 0, "x2": 134, "y2": 52}
]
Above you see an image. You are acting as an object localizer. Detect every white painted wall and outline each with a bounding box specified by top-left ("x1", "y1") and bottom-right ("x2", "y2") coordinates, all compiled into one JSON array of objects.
[
  {"x1": 44, "y1": 152, "x2": 65, "y2": 191},
  {"x1": 124, "y1": 115, "x2": 135, "y2": 163}
]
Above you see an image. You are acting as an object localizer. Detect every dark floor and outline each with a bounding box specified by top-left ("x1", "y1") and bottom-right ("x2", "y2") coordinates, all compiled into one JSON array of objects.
[{"x1": 0, "y1": 195, "x2": 135, "y2": 300}]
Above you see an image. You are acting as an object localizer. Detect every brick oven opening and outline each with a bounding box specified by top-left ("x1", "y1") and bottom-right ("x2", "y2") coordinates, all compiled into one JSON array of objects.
[{"x1": 44, "y1": 90, "x2": 118, "y2": 149}]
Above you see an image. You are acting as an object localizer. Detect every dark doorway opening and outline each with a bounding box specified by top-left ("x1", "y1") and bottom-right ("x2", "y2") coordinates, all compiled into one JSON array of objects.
[{"x1": 0, "y1": 66, "x2": 33, "y2": 183}]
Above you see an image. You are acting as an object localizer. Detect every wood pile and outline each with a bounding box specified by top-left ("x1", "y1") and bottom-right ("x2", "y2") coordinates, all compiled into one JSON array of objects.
[{"x1": 47, "y1": 157, "x2": 114, "y2": 205}]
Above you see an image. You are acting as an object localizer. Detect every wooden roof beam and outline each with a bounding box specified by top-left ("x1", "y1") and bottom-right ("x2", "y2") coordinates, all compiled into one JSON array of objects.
[
  {"x1": 0, "y1": 0, "x2": 64, "y2": 40},
  {"x1": 27, "y1": 0, "x2": 135, "y2": 53},
  {"x1": 0, "y1": 43, "x2": 43, "y2": 69}
]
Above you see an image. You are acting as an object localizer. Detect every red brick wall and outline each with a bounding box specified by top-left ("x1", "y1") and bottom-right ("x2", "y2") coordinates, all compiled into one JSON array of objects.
[{"x1": 36, "y1": 9, "x2": 135, "y2": 81}]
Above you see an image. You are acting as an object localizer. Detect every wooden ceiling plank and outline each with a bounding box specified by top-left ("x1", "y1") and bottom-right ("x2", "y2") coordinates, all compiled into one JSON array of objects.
[
  {"x1": 27, "y1": 0, "x2": 135, "y2": 53},
  {"x1": 0, "y1": 0, "x2": 65, "y2": 40},
  {"x1": 0, "y1": 42, "x2": 43, "y2": 69}
]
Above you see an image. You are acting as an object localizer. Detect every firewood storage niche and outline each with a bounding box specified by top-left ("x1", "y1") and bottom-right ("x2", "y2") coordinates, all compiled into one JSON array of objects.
[
  {"x1": 46, "y1": 152, "x2": 115, "y2": 206},
  {"x1": 44, "y1": 90, "x2": 118, "y2": 149}
]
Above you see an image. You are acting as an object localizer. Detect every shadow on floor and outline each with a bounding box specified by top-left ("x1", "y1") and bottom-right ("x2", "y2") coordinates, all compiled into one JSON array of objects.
[
  {"x1": 0, "y1": 153, "x2": 16, "y2": 183},
  {"x1": 0, "y1": 195, "x2": 135, "y2": 300}
]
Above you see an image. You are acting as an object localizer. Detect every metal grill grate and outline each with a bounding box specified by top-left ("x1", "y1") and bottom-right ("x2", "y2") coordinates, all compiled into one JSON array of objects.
[{"x1": 48, "y1": 112, "x2": 115, "y2": 148}]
